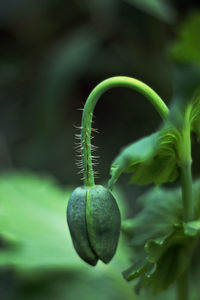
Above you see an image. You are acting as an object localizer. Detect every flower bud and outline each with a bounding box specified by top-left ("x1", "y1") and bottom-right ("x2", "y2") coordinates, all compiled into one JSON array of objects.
[{"x1": 67, "y1": 185, "x2": 121, "y2": 266}]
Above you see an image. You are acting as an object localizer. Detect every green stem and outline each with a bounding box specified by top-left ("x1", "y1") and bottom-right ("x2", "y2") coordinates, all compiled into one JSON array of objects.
[
  {"x1": 176, "y1": 125, "x2": 194, "y2": 300},
  {"x1": 179, "y1": 109, "x2": 194, "y2": 222},
  {"x1": 180, "y1": 160, "x2": 194, "y2": 222},
  {"x1": 176, "y1": 271, "x2": 189, "y2": 300},
  {"x1": 81, "y1": 76, "x2": 169, "y2": 187}
]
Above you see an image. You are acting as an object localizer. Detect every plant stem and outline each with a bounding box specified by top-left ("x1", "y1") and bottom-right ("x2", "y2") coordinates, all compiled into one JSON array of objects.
[
  {"x1": 179, "y1": 108, "x2": 194, "y2": 222},
  {"x1": 176, "y1": 125, "x2": 194, "y2": 300},
  {"x1": 80, "y1": 76, "x2": 169, "y2": 187},
  {"x1": 180, "y1": 161, "x2": 194, "y2": 222},
  {"x1": 177, "y1": 161, "x2": 193, "y2": 300},
  {"x1": 176, "y1": 270, "x2": 189, "y2": 300}
]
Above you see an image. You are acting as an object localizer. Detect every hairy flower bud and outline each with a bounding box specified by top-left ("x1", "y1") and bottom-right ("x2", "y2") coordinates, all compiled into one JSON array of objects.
[{"x1": 67, "y1": 185, "x2": 121, "y2": 266}]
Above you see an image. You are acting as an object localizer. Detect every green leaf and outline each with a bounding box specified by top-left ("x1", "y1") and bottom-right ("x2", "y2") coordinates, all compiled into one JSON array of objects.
[
  {"x1": 143, "y1": 225, "x2": 196, "y2": 294},
  {"x1": 0, "y1": 174, "x2": 129, "y2": 273},
  {"x1": 123, "y1": 224, "x2": 196, "y2": 294},
  {"x1": 121, "y1": 186, "x2": 182, "y2": 251},
  {"x1": 169, "y1": 88, "x2": 200, "y2": 142},
  {"x1": 15, "y1": 262, "x2": 138, "y2": 300},
  {"x1": 0, "y1": 172, "x2": 140, "y2": 300},
  {"x1": 170, "y1": 12, "x2": 200, "y2": 65},
  {"x1": 122, "y1": 257, "x2": 149, "y2": 282},
  {"x1": 183, "y1": 219, "x2": 200, "y2": 237},
  {"x1": 0, "y1": 172, "x2": 133, "y2": 272},
  {"x1": 0, "y1": 172, "x2": 80, "y2": 270},
  {"x1": 188, "y1": 90, "x2": 200, "y2": 140},
  {"x1": 109, "y1": 128, "x2": 179, "y2": 188},
  {"x1": 122, "y1": 181, "x2": 200, "y2": 294}
]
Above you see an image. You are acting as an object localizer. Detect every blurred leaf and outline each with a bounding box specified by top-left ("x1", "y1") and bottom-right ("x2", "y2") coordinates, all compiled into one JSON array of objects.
[
  {"x1": 0, "y1": 172, "x2": 140, "y2": 300},
  {"x1": 124, "y1": 226, "x2": 196, "y2": 294},
  {"x1": 122, "y1": 186, "x2": 181, "y2": 248},
  {"x1": 0, "y1": 172, "x2": 131, "y2": 271},
  {"x1": 122, "y1": 179, "x2": 200, "y2": 250},
  {"x1": 171, "y1": 12, "x2": 200, "y2": 65},
  {"x1": 183, "y1": 219, "x2": 200, "y2": 237},
  {"x1": 15, "y1": 263, "x2": 138, "y2": 300},
  {"x1": 124, "y1": 0, "x2": 176, "y2": 24},
  {"x1": 168, "y1": 88, "x2": 200, "y2": 143},
  {"x1": 189, "y1": 90, "x2": 200, "y2": 140},
  {"x1": 121, "y1": 179, "x2": 200, "y2": 294},
  {"x1": 0, "y1": 172, "x2": 80, "y2": 270}
]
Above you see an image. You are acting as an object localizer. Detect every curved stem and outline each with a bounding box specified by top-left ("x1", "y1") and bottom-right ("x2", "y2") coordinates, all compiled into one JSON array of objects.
[{"x1": 81, "y1": 76, "x2": 169, "y2": 187}]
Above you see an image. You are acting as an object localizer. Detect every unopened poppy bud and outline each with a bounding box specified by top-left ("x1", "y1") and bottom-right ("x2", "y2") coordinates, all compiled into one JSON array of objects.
[{"x1": 67, "y1": 185, "x2": 121, "y2": 266}]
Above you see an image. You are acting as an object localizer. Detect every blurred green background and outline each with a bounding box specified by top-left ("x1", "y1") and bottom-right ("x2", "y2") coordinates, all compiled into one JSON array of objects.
[{"x1": 1, "y1": 0, "x2": 200, "y2": 299}]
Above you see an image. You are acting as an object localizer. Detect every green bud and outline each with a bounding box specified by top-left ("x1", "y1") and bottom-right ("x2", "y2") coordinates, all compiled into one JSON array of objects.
[{"x1": 67, "y1": 185, "x2": 121, "y2": 266}]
